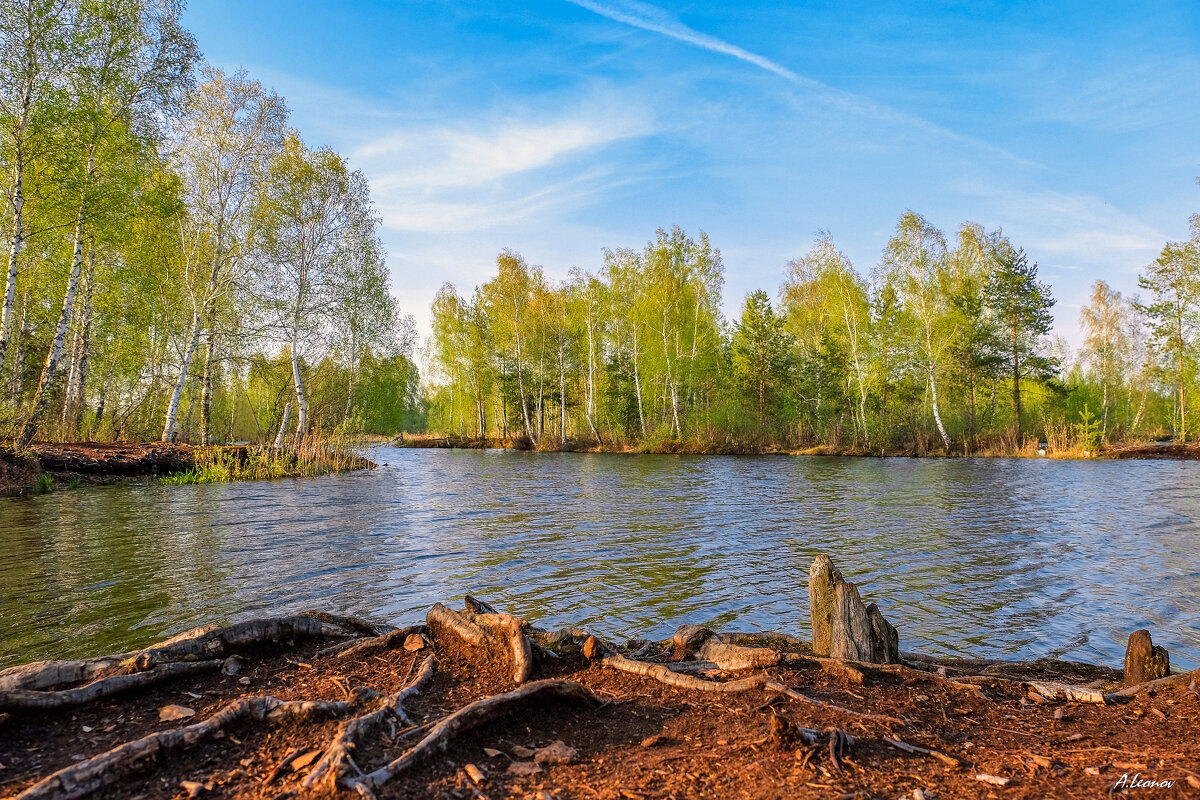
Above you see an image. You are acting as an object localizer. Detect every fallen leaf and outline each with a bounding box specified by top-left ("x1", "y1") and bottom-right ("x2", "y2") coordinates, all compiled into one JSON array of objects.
[
  {"x1": 511, "y1": 745, "x2": 536, "y2": 758},
  {"x1": 221, "y1": 656, "x2": 242, "y2": 676},
  {"x1": 974, "y1": 773, "x2": 1010, "y2": 786},
  {"x1": 464, "y1": 763, "x2": 486, "y2": 786},
  {"x1": 237, "y1": 677, "x2": 251, "y2": 686},
  {"x1": 158, "y1": 705, "x2": 195, "y2": 722},
  {"x1": 482, "y1": 748, "x2": 504, "y2": 758},
  {"x1": 81, "y1": 725, "x2": 93, "y2": 732},
  {"x1": 640, "y1": 733, "x2": 671, "y2": 748},
  {"x1": 533, "y1": 740, "x2": 576, "y2": 765},
  {"x1": 1186, "y1": 776, "x2": 1200, "y2": 790},
  {"x1": 1029, "y1": 754, "x2": 1052, "y2": 770},
  {"x1": 1085, "y1": 766, "x2": 1101, "y2": 776},
  {"x1": 70, "y1": 754, "x2": 86, "y2": 761},
  {"x1": 290, "y1": 749, "x2": 320, "y2": 770},
  {"x1": 403, "y1": 633, "x2": 426, "y2": 651},
  {"x1": 506, "y1": 761, "x2": 542, "y2": 777}
]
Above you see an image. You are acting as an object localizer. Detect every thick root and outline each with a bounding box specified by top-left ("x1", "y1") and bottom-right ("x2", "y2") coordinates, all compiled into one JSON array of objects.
[
  {"x1": 357, "y1": 680, "x2": 602, "y2": 792},
  {"x1": 0, "y1": 660, "x2": 222, "y2": 712},
  {"x1": 330, "y1": 625, "x2": 425, "y2": 661},
  {"x1": 591, "y1": 642, "x2": 903, "y2": 725},
  {"x1": 0, "y1": 615, "x2": 352, "y2": 693},
  {"x1": 15, "y1": 695, "x2": 350, "y2": 800},
  {"x1": 304, "y1": 655, "x2": 437, "y2": 790},
  {"x1": 426, "y1": 602, "x2": 487, "y2": 648},
  {"x1": 1027, "y1": 681, "x2": 1108, "y2": 704},
  {"x1": 1104, "y1": 668, "x2": 1199, "y2": 702},
  {"x1": 299, "y1": 611, "x2": 396, "y2": 638},
  {"x1": 470, "y1": 612, "x2": 534, "y2": 684}
]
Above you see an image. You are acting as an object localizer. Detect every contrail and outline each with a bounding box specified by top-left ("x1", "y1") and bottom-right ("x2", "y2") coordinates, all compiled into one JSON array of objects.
[{"x1": 564, "y1": 0, "x2": 1036, "y2": 168}]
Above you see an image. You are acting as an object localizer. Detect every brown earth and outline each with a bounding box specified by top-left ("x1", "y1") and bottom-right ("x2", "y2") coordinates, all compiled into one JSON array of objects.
[{"x1": 1, "y1": 604, "x2": 1197, "y2": 800}]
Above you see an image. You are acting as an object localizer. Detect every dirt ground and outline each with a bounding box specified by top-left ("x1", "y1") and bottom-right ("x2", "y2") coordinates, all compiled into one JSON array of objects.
[{"x1": 2, "y1": 605, "x2": 1197, "y2": 800}]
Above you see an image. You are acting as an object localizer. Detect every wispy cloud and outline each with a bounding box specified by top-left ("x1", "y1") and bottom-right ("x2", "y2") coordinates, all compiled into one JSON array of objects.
[
  {"x1": 564, "y1": 0, "x2": 814, "y2": 87},
  {"x1": 351, "y1": 100, "x2": 657, "y2": 232}
]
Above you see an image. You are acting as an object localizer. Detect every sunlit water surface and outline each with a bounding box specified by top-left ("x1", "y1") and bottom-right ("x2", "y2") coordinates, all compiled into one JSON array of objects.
[{"x1": 1, "y1": 448, "x2": 1197, "y2": 670}]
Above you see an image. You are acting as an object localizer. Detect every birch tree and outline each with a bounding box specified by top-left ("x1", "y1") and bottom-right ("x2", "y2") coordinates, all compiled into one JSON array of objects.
[
  {"x1": 161, "y1": 66, "x2": 286, "y2": 442},
  {"x1": 254, "y1": 135, "x2": 372, "y2": 444},
  {"x1": 880, "y1": 211, "x2": 952, "y2": 449},
  {"x1": 20, "y1": 0, "x2": 196, "y2": 446},
  {"x1": 0, "y1": 0, "x2": 76, "y2": 374}
]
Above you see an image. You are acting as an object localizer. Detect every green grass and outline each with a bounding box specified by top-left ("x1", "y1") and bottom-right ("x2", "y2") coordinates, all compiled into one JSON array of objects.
[
  {"x1": 160, "y1": 437, "x2": 371, "y2": 485},
  {"x1": 33, "y1": 472, "x2": 53, "y2": 494}
]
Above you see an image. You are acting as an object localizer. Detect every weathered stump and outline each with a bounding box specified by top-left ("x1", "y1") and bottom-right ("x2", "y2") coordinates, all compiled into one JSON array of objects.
[
  {"x1": 808, "y1": 555, "x2": 844, "y2": 658},
  {"x1": 1124, "y1": 629, "x2": 1169, "y2": 686},
  {"x1": 812, "y1": 555, "x2": 899, "y2": 664}
]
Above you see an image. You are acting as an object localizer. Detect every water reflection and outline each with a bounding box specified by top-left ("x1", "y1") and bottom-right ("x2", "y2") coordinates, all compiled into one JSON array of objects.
[{"x1": 1, "y1": 449, "x2": 1197, "y2": 670}]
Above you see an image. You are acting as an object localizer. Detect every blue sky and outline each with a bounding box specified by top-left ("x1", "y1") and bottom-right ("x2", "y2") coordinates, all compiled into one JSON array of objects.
[{"x1": 183, "y1": 0, "x2": 1200, "y2": 347}]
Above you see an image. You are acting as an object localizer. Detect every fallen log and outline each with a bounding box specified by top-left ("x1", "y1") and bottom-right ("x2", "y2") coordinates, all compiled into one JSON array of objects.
[{"x1": 0, "y1": 660, "x2": 222, "y2": 712}]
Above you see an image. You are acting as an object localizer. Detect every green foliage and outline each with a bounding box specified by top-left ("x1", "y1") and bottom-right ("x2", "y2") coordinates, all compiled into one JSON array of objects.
[
  {"x1": 1076, "y1": 404, "x2": 1103, "y2": 452},
  {"x1": 33, "y1": 472, "x2": 52, "y2": 494}
]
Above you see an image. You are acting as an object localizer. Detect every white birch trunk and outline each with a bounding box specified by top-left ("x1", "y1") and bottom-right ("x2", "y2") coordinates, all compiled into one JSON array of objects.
[
  {"x1": 631, "y1": 325, "x2": 646, "y2": 437},
  {"x1": 162, "y1": 312, "x2": 202, "y2": 442},
  {"x1": 0, "y1": 150, "x2": 24, "y2": 372},
  {"x1": 290, "y1": 333, "x2": 307, "y2": 444},
  {"x1": 273, "y1": 401, "x2": 291, "y2": 450},
  {"x1": 17, "y1": 193, "x2": 88, "y2": 447}
]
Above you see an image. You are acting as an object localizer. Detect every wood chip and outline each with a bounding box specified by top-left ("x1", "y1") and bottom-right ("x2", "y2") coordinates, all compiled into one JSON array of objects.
[
  {"x1": 1112, "y1": 761, "x2": 1148, "y2": 771},
  {"x1": 464, "y1": 763, "x2": 486, "y2": 786},
  {"x1": 1186, "y1": 776, "x2": 1200, "y2": 790},
  {"x1": 1149, "y1": 707, "x2": 1167, "y2": 721},
  {"x1": 290, "y1": 749, "x2": 320, "y2": 770},
  {"x1": 158, "y1": 705, "x2": 195, "y2": 722},
  {"x1": 1085, "y1": 766, "x2": 1101, "y2": 776},
  {"x1": 975, "y1": 773, "x2": 1010, "y2": 786}
]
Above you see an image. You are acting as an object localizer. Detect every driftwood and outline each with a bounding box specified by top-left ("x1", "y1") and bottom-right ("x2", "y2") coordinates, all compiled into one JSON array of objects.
[
  {"x1": 304, "y1": 655, "x2": 437, "y2": 790},
  {"x1": 0, "y1": 660, "x2": 221, "y2": 712},
  {"x1": 670, "y1": 625, "x2": 780, "y2": 671},
  {"x1": 1026, "y1": 681, "x2": 1108, "y2": 705},
  {"x1": 357, "y1": 680, "x2": 602, "y2": 792},
  {"x1": 1124, "y1": 629, "x2": 1170, "y2": 686},
  {"x1": 15, "y1": 695, "x2": 350, "y2": 800}
]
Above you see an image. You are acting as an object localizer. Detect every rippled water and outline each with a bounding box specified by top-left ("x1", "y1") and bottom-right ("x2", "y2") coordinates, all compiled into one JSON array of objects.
[{"x1": 1, "y1": 448, "x2": 1197, "y2": 670}]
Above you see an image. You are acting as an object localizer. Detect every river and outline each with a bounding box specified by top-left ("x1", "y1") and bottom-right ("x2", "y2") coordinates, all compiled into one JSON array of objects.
[{"x1": 1, "y1": 448, "x2": 1197, "y2": 670}]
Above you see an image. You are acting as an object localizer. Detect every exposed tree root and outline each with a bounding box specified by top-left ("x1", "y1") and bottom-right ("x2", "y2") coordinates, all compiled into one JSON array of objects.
[
  {"x1": 427, "y1": 602, "x2": 487, "y2": 648},
  {"x1": 0, "y1": 615, "x2": 353, "y2": 693},
  {"x1": 304, "y1": 655, "x2": 437, "y2": 790},
  {"x1": 883, "y1": 736, "x2": 965, "y2": 767},
  {"x1": 356, "y1": 679, "x2": 603, "y2": 793},
  {"x1": 587, "y1": 639, "x2": 903, "y2": 725},
  {"x1": 469, "y1": 612, "x2": 534, "y2": 684},
  {"x1": 0, "y1": 660, "x2": 222, "y2": 712},
  {"x1": 330, "y1": 625, "x2": 425, "y2": 661},
  {"x1": 298, "y1": 611, "x2": 396, "y2": 638},
  {"x1": 1104, "y1": 668, "x2": 1199, "y2": 702},
  {"x1": 14, "y1": 695, "x2": 351, "y2": 800}
]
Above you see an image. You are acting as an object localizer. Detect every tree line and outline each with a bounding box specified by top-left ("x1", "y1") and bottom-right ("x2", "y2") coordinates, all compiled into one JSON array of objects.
[
  {"x1": 428, "y1": 201, "x2": 1200, "y2": 453},
  {"x1": 1, "y1": 0, "x2": 421, "y2": 448}
]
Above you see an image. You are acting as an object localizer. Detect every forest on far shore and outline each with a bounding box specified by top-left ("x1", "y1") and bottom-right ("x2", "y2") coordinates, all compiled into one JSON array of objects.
[{"x1": 426, "y1": 202, "x2": 1200, "y2": 455}]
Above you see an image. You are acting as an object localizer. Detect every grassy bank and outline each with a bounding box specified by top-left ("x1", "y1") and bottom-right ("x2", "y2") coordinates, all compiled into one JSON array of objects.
[
  {"x1": 160, "y1": 438, "x2": 374, "y2": 485},
  {"x1": 1, "y1": 437, "x2": 375, "y2": 495}
]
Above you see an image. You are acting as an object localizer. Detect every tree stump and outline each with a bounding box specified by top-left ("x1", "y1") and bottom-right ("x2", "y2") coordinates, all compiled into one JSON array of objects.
[
  {"x1": 808, "y1": 555, "x2": 843, "y2": 658},
  {"x1": 1124, "y1": 629, "x2": 1169, "y2": 686},
  {"x1": 812, "y1": 555, "x2": 899, "y2": 664}
]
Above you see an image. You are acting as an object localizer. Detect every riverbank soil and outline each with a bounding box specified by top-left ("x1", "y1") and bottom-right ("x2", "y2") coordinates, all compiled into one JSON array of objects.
[{"x1": 2, "y1": 606, "x2": 1196, "y2": 799}]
